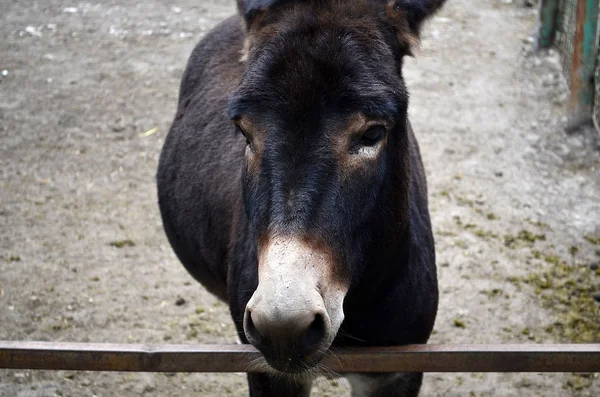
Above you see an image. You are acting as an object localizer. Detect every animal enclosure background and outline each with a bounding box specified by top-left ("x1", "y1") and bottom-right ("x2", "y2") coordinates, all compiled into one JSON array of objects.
[{"x1": 1, "y1": 0, "x2": 600, "y2": 396}]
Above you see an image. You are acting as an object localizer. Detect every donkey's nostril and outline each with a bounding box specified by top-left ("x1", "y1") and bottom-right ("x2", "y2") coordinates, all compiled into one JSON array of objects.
[
  {"x1": 244, "y1": 310, "x2": 262, "y2": 345},
  {"x1": 300, "y1": 313, "x2": 326, "y2": 352}
]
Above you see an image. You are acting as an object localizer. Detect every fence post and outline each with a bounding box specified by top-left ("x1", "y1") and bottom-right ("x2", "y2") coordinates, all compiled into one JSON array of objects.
[
  {"x1": 536, "y1": 0, "x2": 559, "y2": 49},
  {"x1": 568, "y1": 0, "x2": 599, "y2": 125}
]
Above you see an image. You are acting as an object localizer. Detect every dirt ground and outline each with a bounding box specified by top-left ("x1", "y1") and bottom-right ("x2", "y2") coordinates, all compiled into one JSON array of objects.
[{"x1": 1, "y1": 0, "x2": 599, "y2": 396}]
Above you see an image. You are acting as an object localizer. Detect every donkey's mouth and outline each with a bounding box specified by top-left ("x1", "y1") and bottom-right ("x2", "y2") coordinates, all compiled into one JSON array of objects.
[
  {"x1": 261, "y1": 350, "x2": 327, "y2": 375},
  {"x1": 247, "y1": 333, "x2": 330, "y2": 375}
]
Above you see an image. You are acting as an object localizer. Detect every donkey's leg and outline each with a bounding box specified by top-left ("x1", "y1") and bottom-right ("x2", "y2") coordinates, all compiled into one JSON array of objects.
[
  {"x1": 247, "y1": 373, "x2": 312, "y2": 397},
  {"x1": 347, "y1": 372, "x2": 423, "y2": 397}
]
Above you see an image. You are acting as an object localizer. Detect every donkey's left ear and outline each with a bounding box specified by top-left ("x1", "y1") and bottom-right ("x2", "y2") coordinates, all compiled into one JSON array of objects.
[
  {"x1": 384, "y1": 0, "x2": 447, "y2": 54},
  {"x1": 236, "y1": 0, "x2": 295, "y2": 28}
]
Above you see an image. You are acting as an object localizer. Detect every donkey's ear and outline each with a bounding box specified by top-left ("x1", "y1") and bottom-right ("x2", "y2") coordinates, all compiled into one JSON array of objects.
[
  {"x1": 384, "y1": 0, "x2": 447, "y2": 54},
  {"x1": 236, "y1": 0, "x2": 295, "y2": 27}
]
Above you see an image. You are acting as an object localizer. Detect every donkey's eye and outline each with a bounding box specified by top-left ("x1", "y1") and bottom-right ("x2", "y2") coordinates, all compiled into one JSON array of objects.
[
  {"x1": 359, "y1": 126, "x2": 386, "y2": 147},
  {"x1": 235, "y1": 125, "x2": 252, "y2": 147},
  {"x1": 349, "y1": 125, "x2": 386, "y2": 155}
]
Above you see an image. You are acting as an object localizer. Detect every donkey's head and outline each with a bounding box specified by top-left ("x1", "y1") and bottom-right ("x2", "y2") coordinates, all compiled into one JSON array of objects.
[{"x1": 228, "y1": 0, "x2": 445, "y2": 374}]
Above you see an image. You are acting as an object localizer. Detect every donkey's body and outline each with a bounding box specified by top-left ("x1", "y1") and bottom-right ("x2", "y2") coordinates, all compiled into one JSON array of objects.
[{"x1": 158, "y1": 1, "x2": 445, "y2": 395}]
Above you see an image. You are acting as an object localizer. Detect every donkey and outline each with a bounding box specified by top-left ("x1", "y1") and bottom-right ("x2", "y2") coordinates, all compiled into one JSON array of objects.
[{"x1": 157, "y1": 0, "x2": 446, "y2": 395}]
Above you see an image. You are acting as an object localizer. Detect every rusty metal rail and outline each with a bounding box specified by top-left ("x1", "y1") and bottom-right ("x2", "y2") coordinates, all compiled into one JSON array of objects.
[{"x1": 1, "y1": 342, "x2": 599, "y2": 373}]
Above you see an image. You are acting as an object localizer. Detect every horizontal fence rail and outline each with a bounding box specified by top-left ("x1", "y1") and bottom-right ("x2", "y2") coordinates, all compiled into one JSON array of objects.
[{"x1": 1, "y1": 342, "x2": 600, "y2": 373}]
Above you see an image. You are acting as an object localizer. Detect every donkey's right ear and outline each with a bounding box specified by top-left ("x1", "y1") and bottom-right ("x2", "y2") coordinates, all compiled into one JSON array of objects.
[
  {"x1": 384, "y1": 0, "x2": 447, "y2": 55},
  {"x1": 236, "y1": 0, "x2": 295, "y2": 28}
]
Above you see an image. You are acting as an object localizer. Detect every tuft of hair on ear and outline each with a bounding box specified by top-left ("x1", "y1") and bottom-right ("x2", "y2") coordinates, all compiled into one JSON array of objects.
[
  {"x1": 384, "y1": 0, "x2": 447, "y2": 56},
  {"x1": 236, "y1": 0, "x2": 301, "y2": 62},
  {"x1": 236, "y1": 0, "x2": 265, "y2": 30},
  {"x1": 236, "y1": 0, "x2": 298, "y2": 30}
]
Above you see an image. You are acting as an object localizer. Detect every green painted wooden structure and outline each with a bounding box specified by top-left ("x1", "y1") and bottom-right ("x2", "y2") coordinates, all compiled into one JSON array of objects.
[
  {"x1": 537, "y1": 0, "x2": 600, "y2": 130},
  {"x1": 536, "y1": 0, "x2": 560, "y2": 49}
]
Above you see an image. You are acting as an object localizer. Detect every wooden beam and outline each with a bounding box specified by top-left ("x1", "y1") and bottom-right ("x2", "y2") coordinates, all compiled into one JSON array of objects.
[{"x1": 1, "y1": 342, "x2": 600, "y2": 373}]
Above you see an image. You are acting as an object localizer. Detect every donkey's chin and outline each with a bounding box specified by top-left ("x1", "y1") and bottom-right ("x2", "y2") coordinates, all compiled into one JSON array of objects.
[{"x1": 261, "y1": 350, "x2": 327, "y2": 377}]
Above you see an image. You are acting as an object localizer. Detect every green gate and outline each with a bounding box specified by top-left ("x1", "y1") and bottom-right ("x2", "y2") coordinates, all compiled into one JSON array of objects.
[{"x1": 537, "y1": 0, "x2": 600, "y2": 131}]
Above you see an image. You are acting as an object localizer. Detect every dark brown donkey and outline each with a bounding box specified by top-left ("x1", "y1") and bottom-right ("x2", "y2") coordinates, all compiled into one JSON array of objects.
[{"x1": 157, "y1": 0, "x2": 446, "y2": 395}]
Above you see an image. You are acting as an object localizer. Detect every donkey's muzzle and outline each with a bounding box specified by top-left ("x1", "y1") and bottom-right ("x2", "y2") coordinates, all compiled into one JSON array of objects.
[
  {"x1": 244, "y1": 237, "x2": 347, "y2": 373},
  {"x1": 243, "y1": 288, "x2": 330, "y2": 372}
]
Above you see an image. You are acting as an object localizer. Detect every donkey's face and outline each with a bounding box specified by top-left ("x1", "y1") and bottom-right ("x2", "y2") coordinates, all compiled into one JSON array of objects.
[{"x1": 228, "y1": 0, "x2": 445, "y2": 374}]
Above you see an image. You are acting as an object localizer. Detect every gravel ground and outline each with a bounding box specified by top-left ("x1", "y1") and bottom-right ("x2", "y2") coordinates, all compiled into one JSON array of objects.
[{"x1": 1, "y1": 0, "x2": 599, "y2": 396}]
